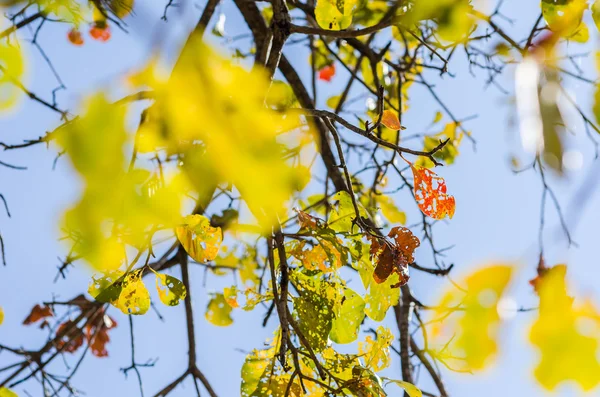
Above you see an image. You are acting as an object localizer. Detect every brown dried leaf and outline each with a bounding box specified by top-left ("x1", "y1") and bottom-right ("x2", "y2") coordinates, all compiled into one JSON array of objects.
[
  {"x1": 23, "y1": 304, "x2": 54, "y2": 325},
  {"x1": 369, "y1": 227, "x2": 420, "y2": 286}
]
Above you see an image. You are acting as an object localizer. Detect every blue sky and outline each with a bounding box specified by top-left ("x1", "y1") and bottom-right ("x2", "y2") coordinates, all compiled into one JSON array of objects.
[{"x1": 1, "y1": 1, "x2": 599, "y2": 396}]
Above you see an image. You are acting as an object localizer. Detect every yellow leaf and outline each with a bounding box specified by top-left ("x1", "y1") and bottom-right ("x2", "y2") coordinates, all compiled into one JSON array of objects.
[
  {"x1": 0, "y1": 306, "x2": 4, "y2": 326},
  {"x1": 358, "y1": 326, "x2": 393, "y2": 372},
  {"x1": 567, "y1": 21, "x2": 589, "y2": 43},
  {"x1": 530, "y1": 265, "x2": 600, "y2": 391},
  {"x1": 114, "y1": 271, "x2": 150, "y2": 315},
  {"x1": 541, "y1": 0, "x2": 586, "y2": 36},
  {"x1": 376, "y1": 195, "x2": 406, "y2": 225},
  {"x1": 130, "y1": 39, "x2": 312, "y2": 229},
  {"x1": 154, "y1": 272, "x2": 186, "y2": 306},
  {"x1": 431, "y1": 264, "x2": 513, "y2": 371},
  {"x1": 206, "y1": 293, "x2": 233, "y2": 326},
  {"x1": 176, "y1": 214, "x2": 222, "y2": 263},
  {"x1": 0, "y1": 387, "x2": 18, "y2": 397},
  {"x1": 0, "y1": 41, "x2": 25, "y2": 111},
  {"x1": 57, "y1": 94, "x2": 184, "y2": 270},
  {"x1": 315, "y1": 0, "x2": 360, "y2": 31},
  {"x1": 224, "y1": 286, "x2": 239, "y2": 308}
]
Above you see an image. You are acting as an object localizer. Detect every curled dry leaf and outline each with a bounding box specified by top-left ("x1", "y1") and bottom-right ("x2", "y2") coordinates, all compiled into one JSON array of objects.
[
  {"x1": 296, "y1": 209, "x2": 323, "y2": 231},
  {"x1": 380, "y1": 110, "x2": 402, "y2": 131},
  {"x1": 23, "y1": 304, "x2": 54, "y2": 325},
  {"x1": 368, "y1": 226, "x2": 420, "y2": 286},
  {"x1": 411, "y1": 164, "x2": 455, "y2": 220},
  {"x1": 176, "y1": 214, "x2": 222, "y2": 263}
]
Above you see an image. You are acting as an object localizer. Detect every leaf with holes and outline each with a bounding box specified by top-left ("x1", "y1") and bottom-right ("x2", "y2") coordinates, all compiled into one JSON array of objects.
[
  {"x1": 114, "y1": 271, "x2": 150, "y2": 315},
  {"x1": 206, "y1": 293, "x2": 233, "y2": 326},
  {"x1": 411, "y1": 164, "x2": 455, "y2": 220},
  {"x1": 88, "y1": 270, "x2": 125, "y2": 304},
  {"x1": 369, "y1": 226, "x2": 420, "y2": 286},
  {"x1": 315, "y1": 0, "x2": 360, "y2": 30},
  {"x1": 330, "y1": 288, "x2": 365, "y2": 344},
  {"x1": 176, "y1": 214, "x2": 222, "y2": 263},
  {"x1": 154, "y1": 272, "x2": 186, "y2": 306},
  {"x1": 358, "y1": 326, "x2": 394, "y2": 372},
  {"x1": 292, "y1": 272, "x2": 339, "y2": 351}
]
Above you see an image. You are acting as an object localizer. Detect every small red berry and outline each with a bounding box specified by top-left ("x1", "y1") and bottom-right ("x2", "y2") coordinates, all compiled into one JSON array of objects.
[
  {"x1": 89, "y1": 22, "x2": 111, "y2": 42},
  {"x1": 318, "y1": 64, "x2": 336, "y2": 82},
  {"x1": 67, "y1": 29, "x2": 84, "y2": 46}
]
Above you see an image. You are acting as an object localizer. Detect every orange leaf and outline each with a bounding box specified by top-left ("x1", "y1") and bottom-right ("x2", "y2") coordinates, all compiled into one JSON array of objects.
[
  {"x1": 67, "y1": 29, "x2": 84, "y2": 46},
  {"x1": 23, "y1": 304, "x2": 54, "y2": 325},
  {"x1": 380, "y1": 110, "x2": 402, "y2": 131},
  {"x1": 296, "y1": 209, "x2": 322, "y2": 231},
  {"x1": 318, "y1": 64, "x2": 336, "y2": 82},
  {"x1": 369, "y1": 226, "x2": 420, "y2": 286},
  {"x1": 411, "y1": 164, "x2": 455, "y2": 220},
  {"x1": 89, "y1": 22, "x2": 111, "y2": 42}
]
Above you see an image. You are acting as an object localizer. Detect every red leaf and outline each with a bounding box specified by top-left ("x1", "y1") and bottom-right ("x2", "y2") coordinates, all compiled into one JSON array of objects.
[
  {"x1": 411, "y1": 164, "x2": 455, "y2": 220},
  {"x1": 318, "y1": 64, "x2": 335, "y2": 82},
  {"x1": 23, "y1": 304, "x2": 54, "y2": 325}
]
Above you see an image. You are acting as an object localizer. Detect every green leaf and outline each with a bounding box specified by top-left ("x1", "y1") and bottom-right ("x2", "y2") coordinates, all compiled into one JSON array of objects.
[
  {"x1": 330, "y1": 288, "x2": 365, "y2": 344},
  {"x1": 347, "y1": 366, "x2": 387, "y2": 396},
  {"x1": 292, "y1": 272, "x2": 338, "y2": 351},
  {"x1": 315, "y1": 0, "x2": 359, "y2": 30},
  {"x1": 88, "y1": 270, "x2": 125, "y2": 303},
  {"x1": 155, "y1": 273, "x2": 187, "y2": 306},
  {"x1": 354, "y1": 254, "x2": 400, "y2": 321},
  {"x1": 206, "y1": 293, "x2": 233, "y2": 326},
  {"x1": 329, "y1": 191, "x2": 366, "y2": 233},
  {"x1": 383, "y1": 379, "x2": 423, "y2": 397}
]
